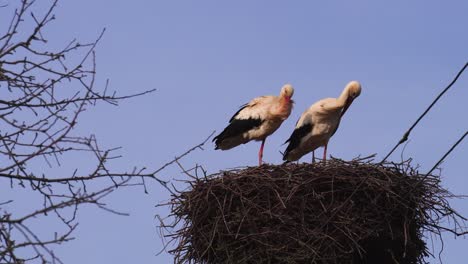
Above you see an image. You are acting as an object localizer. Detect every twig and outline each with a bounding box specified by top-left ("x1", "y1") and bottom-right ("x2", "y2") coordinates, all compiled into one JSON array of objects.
[{"x1": 153, "y1": 131, "x2": 215, "y2": 175}]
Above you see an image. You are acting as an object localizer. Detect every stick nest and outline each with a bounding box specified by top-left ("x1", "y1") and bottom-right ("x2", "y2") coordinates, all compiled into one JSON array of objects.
[{"x1": 164, "y1": 158, "x2": 466, "y2": 264}]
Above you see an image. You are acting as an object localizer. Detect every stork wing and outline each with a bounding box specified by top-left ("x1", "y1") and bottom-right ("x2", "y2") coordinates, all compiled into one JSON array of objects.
[
  {"x1": 214, "y1": 96, "x2": 270, "y2": 148},
  {"x1": 284, "y1": 122, "x2": 313, "y2": 147},
  {"x1": 282, "y1": 109, "x2": 314, "y2": 160},
  {"x1": 229, "y1": 96, "x2": 269, "y2": 122}
]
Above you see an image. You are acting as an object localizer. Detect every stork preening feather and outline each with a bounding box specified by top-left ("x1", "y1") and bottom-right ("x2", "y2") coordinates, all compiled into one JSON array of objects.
[
  {"x1": 214, "y1": 84, "x2": 294, "y2": 165},
  {"x1": 283, "y1": 81, "x2": 361, "y2": 162}
]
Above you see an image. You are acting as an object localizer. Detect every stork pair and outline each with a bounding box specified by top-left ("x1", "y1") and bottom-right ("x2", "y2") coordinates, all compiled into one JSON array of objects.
[{"x1": 213, "y1": 81, "x2": 362, "y2": 165}]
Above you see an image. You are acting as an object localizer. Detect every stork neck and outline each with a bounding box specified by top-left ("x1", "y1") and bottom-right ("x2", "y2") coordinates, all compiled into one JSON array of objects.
[
  {"x1": 280, "y1": 95, "x2": 291, "y2": 104},
  {"x1": 336, "y1": 88, "x2": 349, "y2": 108},
  {"x1": 274, "y1": 96, "x2": 293, "y2": 119}
]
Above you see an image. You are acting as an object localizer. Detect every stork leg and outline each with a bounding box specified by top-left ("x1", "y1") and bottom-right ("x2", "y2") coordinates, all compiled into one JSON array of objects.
[
  {"x1": 312, "y1": 150, "x2": 316, "y2": 163},
  {"x1": 323, "y1": 143, "x2": 328, "y2": 162},
  {"x1": 258, "y1": 138, "x2": 266, "y2": 166}
]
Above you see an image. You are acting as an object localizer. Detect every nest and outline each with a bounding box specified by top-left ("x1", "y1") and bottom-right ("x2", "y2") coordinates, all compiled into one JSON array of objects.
[{"x1": 165, "y1": 157, "x2": 466, "y2": 264}]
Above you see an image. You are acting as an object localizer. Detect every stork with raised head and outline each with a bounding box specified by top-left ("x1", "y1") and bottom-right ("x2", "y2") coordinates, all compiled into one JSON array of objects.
[
  {"x1": 213, "y1": 84, "x2": 294, "y2": 165},
  {"x1": 283, "y1": 81, "x2": 361, "y2": 162}
]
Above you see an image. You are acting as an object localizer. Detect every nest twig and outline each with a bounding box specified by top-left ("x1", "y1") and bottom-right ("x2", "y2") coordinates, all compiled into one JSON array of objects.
[{"x1": 162, "y1": 157, "x2": 467, "y2": 264}]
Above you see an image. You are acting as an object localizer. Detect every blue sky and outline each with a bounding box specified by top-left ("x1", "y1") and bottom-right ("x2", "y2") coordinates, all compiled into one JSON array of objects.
[{"x1": 2, "y1": 0, "x2": 467, "y2": 263}]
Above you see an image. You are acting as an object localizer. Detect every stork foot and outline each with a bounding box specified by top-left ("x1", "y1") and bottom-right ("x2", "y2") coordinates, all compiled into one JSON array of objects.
[{"x1": 258, "y1": 138, "x2": 266, "y2": 166}]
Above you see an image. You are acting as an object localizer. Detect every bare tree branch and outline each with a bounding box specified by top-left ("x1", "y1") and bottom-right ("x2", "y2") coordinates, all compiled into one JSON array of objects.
[{"x1": 0, "y1": 1, "x2": 178, "y2": 263}]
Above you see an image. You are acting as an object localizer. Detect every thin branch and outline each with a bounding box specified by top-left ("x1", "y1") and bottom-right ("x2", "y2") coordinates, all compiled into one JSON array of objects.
[
  {"x1": 154, "y1": 131, "x2": 215, "y2": 175},
  {"x1": 0, "y1": 1, "x2": 165, "y2": 262}
]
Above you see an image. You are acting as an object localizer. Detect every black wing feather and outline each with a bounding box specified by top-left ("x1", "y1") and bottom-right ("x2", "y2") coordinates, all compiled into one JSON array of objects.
[
  {"x1": 229, "y1": 103, "x2": 250, "y2": 122},
  {"x1": 283, "y1": 123, "x2": 313, "y2": 160},
  {"x1": 229, "y1": 99, "x2": 261, "y2": 122},
  {"x1": 214, "y1": 100, "x2": 263, "y2": 149},
  {"x1": 213, "y1": 118, "x2": 263, "y2": 148}
]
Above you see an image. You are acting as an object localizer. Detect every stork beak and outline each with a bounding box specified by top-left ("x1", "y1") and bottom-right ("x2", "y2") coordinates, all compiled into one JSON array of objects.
[{"x1": 341, "y1": 97, "x2": 354, "y2": 117}]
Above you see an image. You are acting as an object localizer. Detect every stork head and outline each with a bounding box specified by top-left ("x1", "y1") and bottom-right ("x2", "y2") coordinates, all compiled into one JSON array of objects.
[
  {"x1": 341, "y1": 81, "x2": 362, "y2": 117},
  {"x1": 280, "y1": 84, "x2": 294, "y2": 102}
]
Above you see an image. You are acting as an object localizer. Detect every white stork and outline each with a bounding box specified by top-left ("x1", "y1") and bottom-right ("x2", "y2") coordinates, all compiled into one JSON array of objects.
[
  {"x1": 213, "y1": 84, "x2": 294, "y2": 165},
  {"x1": 283, "y1": 81, "x2": 361, "y2": 162}
]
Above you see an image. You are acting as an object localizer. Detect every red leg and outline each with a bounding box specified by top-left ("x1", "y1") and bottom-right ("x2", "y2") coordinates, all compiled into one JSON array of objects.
[
  {"x1": 323, "y1": 143, "x2": 327, "y2": 162},
  {"x1": 258, "y1": 138, "x2": 266, "y2": 166},
  {"x1": 312, "y1": 150, "x2": 316, "y2": 163}
]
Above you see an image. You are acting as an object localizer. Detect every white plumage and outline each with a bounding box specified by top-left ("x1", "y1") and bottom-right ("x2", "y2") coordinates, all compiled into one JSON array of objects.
[
  {"x1": 283, "y1": 81, "x2": 362, "y2": 162},
  {"x1": 214, "y1": 84, "x2": 294, "y2": 165}
]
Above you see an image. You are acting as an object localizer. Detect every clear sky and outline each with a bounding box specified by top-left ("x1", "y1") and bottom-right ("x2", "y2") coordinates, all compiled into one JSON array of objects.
[{"x1": 2, "y1": 0, "x2": 467, "y2": 263}]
